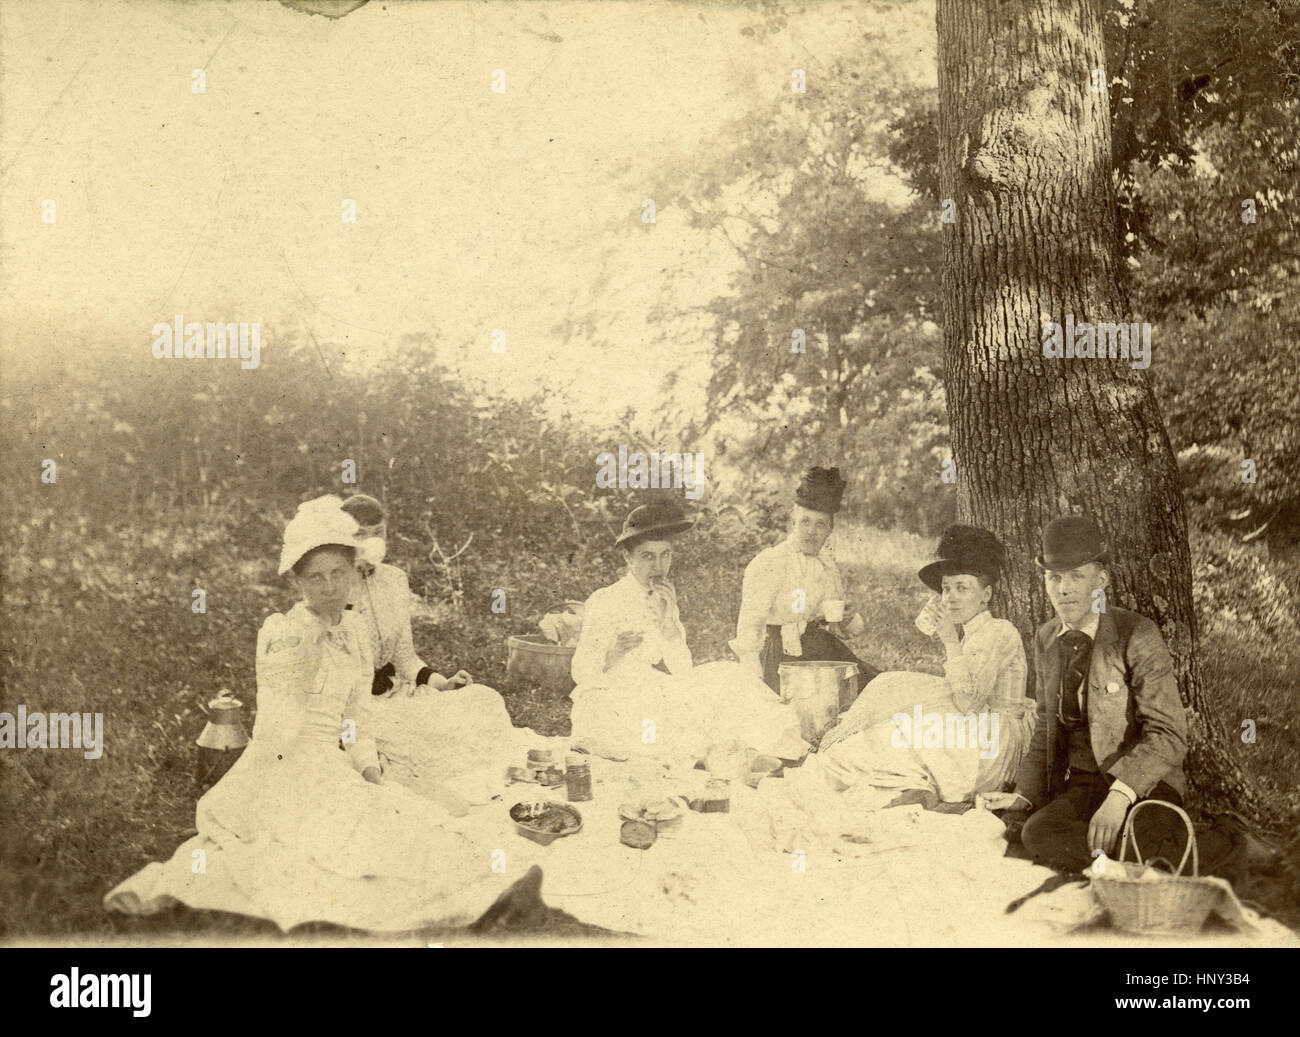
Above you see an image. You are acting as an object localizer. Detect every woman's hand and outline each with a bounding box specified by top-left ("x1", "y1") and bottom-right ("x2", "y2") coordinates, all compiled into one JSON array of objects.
[
  {"x1": 934, "y1": 609, "x2": 961, "y2": 648},
  {"x1": 975, "y1": 791, "x2": 1030, "y2": 812},
  {"x1": 362, "y1": 766, "x2": 384, "y2": 786},
  {"x1": 441, "y1": 669, "x2": 472, "y2": 690},
  {"x1": 605, "y1": 630, "x2": 645, "y2": 670}
]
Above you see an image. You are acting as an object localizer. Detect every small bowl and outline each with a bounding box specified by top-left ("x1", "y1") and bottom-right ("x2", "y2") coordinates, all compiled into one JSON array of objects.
[{"x1": 509, "y1": 801, "x2": 583, "y2": 846}]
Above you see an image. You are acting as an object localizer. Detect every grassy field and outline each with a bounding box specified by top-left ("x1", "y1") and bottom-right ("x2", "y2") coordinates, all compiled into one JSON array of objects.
[{"x1": 1, "y1": 509, "x2": 1296, "y2": 941}]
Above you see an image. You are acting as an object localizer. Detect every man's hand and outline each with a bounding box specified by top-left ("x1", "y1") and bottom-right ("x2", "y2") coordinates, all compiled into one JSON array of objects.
[
  {"x1": 441, "y1": 669, "x2": 472, "y2": 690},
  {"x1": 1088, "y1": 791, "x2": 1129, "y2": 856},
  {"x1": 975, "y1": 791, "x2": 1031, "y2": 812},
  {"x1": 362, "y1": 766, "x2": 384, "y2": 786}
]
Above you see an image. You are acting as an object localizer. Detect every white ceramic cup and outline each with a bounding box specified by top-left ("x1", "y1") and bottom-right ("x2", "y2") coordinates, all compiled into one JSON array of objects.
[{"x1": 823, "y1": 599, "x2": 846, "y2": 623}]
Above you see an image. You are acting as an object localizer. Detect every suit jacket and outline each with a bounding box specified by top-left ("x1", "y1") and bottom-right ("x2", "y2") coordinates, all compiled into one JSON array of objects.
[{"x1": 1014, "y1": 606, "x2": 1187, "y2": 808}]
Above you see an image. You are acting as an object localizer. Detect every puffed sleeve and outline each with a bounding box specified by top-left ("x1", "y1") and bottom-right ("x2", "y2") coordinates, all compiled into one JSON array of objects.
[
  {"x1": 571, "y1": 586, "x2": 614, "y2": 687},
  {"x1": 943, "y1": 619, "x2": 1026, "y2": 714},
  {"x1": 387, "y1": 567, "x2": 430, "y2": 684},
  {"x1": 731, "y1": 551, "x2": 780, "y2": 666},
  {"x1": 341, "y1": 617, "x2": 381, "y2": 775},
  {"x1": 252, "y1": 612, "x2": 313, "y2": 749}
]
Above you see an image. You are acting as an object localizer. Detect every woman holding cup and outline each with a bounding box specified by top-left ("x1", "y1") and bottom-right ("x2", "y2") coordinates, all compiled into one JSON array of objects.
[
  {"x1": 810, "y1": 525, "x2": 1036, "y2": 803},
  {"x1": 732, "y1": 467, "x2": 881, "y2": 693}
]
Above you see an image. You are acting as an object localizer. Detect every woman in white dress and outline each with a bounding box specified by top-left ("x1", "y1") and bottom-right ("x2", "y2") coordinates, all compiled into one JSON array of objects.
[
  {"x1": 568, "y1": 500, "x2": 809, "y2": 766},
  {"x1": 733, "y1": 467, "x2": 881, "y2": 693},
  {"x1": 141, "y1": 497, "x2": 497, "y2": 924},
  {"x1": 809, "y1": 525, "x2": 1036, "y2": 803},
  {"x1": 338, "y1": 494, "x2": 515, "y2": 790}
]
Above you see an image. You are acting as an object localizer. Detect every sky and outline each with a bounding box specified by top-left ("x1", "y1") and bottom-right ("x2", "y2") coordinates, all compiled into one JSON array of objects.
[{"x1": 1, "y1": 0, "x2": 936, "y2": 424}]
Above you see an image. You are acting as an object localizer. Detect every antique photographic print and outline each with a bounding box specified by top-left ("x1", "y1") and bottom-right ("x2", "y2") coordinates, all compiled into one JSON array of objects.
[{"x1": 2, "y1": 0, "x2": 1297, "y2": 968}]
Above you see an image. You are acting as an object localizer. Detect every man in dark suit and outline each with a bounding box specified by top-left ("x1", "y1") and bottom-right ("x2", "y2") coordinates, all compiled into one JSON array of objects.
[{"x1": 979, "y1": 516, "x2": 1189, "y2": 871}]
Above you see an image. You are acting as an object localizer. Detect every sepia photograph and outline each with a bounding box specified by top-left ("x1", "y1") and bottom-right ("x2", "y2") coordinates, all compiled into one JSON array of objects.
[{"x1": 1, "y1": 0, "x2": 1297, "y2": 985}]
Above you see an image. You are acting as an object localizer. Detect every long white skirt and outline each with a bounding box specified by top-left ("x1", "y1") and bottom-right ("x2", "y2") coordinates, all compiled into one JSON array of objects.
[
  {"x1": 815, "y1": 672, "x2": 1036, "y2": 802},
  {"x1": 569, "y1": 660, "x2": 809, "y2": 764}
]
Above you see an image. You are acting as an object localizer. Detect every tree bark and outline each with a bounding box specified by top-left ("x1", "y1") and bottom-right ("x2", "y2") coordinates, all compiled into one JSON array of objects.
[{"x1": 935, "y1": 0, "x2": 1265, "y2": 823}]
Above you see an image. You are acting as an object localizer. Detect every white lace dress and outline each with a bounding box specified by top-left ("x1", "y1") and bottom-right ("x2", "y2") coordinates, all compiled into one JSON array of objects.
[
  {"x1": 351, "y1": 564, "x2": 516, "y2": 789},
  {"x1": 568, "y1": 572, "x2": 808, "y2": 764}
]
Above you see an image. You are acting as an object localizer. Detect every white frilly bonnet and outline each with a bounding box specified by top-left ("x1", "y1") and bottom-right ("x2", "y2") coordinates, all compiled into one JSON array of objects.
[{"x1": 277, "y1": 495, "x2": 362, "y2": 576}]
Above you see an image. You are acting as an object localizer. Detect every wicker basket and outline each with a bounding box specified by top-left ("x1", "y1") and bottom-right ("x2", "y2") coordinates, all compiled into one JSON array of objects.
[{"x1": 1091, "y1": 800, "x2": 1222, "y2": 934}]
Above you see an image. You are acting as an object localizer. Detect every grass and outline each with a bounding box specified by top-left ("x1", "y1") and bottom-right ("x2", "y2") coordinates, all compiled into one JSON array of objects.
[{"x1": 1, "y1": 509, "x2": 1297, "y2": 940}]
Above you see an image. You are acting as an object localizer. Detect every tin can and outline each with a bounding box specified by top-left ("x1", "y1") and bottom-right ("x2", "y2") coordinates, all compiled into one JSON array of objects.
[
  {"x1": 564, "y1": 754, "x2": 593, "y2": 801},
  {"x1": 692, "y1": 779, "x2": 730, "y2": 813},
  {"x1": 541, "y1": 765, "x2": 566, "y2": 787}
]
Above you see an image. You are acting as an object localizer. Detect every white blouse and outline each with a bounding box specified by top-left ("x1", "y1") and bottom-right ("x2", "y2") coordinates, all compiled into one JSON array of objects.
[
  {"x1": 940, "y1": 610, "x2": 1029, "y2": 714},
  {"x1": 732, "y1": 537, "x2": 864, "y2": 662},
  {"x1": 571, "y1": 572, "x2": 693, "y2": 688},
  {"x1": 253, "y1": 601, "x2": 380, "y2": 775}
]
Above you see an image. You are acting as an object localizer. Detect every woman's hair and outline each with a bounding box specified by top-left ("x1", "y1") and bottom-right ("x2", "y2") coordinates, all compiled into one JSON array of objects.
[
  {"x1": 340, "y1": 494, "x2": 386, "y2": 527},
  {"x1": 291, "y1": 543, "x2": 356, "y2": 576}
]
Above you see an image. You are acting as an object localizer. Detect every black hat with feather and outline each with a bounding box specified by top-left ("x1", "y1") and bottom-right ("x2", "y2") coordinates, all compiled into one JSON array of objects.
[
  {"x1": 794, "y1": 466, "x2": 847, "y2": 514},
  {"x1": 917, "y1": 524, "x2": 1006, "y2": 592}
]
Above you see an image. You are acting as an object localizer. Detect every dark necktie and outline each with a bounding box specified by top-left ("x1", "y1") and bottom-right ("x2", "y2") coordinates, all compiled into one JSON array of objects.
[{"x1": 1058, "y1": 630, "x2": 1092, "y2": 726}]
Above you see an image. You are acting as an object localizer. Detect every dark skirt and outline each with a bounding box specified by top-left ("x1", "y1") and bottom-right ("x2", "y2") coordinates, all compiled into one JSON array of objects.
[{"x1": 760, "y1": 623, "x2": 880, "y2": 695}]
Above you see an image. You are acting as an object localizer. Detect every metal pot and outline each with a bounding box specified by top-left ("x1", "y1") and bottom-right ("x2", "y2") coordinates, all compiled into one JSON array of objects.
[{"x1": 778, "y1": 661, "x2": 859, "y2": 742}]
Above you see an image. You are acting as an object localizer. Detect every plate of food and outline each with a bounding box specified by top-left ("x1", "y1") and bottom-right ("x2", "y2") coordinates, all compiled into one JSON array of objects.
[{"x1": 509, "y1": 801, "x2": 583, "y2": 846}]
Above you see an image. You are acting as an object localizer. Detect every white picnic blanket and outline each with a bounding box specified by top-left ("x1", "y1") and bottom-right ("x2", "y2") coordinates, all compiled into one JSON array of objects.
[{"x1": 104, "y1": 734, "x2": 1299, "y2": 946}]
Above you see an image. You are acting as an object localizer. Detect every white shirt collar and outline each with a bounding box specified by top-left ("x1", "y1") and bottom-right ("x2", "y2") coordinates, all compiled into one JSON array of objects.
[
  {"x1": 961, "y1": 609, "x2": 992, "y2": 638},
  {"x1": 1059, "y1": 611, "x2": 1101, "y2": 641}
]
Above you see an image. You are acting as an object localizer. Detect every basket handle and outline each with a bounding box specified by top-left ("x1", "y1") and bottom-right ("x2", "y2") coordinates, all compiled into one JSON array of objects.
[
  {"x1": 1116, "y1": 799, "x2": 1199, "y2": 877},
  {"x1": 543, "y1": 601, "x2": 583, "y2": 616}
]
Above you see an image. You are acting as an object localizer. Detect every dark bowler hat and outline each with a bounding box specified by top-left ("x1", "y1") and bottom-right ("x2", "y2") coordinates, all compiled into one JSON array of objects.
[
  {"x1": 794, "y1": 466, "x2": 847, "y2": 514},
  {"x1": 1035, "y1": 515, "x2": 1111, "y2": 571},
  {"x1": 615, "y1": 500, "x2": 695, "y2": 548},
  {"x1": 918, "y1": 524, "x2": 1006, "y2": 592}
]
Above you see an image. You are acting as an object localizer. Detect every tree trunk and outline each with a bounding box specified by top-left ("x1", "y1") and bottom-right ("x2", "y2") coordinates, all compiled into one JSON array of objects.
[{"x1": 935, "y1": 0, "x2": 1265, "y2": 823}]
